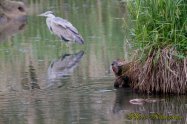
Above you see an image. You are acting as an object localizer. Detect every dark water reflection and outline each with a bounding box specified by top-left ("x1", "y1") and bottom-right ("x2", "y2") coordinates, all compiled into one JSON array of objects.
[{"x1": 0, "y1": 0, "x2": 186, "y2": 124}]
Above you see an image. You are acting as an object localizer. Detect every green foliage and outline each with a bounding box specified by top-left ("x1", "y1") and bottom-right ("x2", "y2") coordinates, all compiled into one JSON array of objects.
[{"x1": 127, "y1": 0, "x2": 187, "y2": 59}]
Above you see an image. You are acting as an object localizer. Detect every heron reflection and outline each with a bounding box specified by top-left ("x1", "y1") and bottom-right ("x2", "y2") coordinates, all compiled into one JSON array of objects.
[{"x1": 48, "y1": 50, "x2": 84, "y2": 80}]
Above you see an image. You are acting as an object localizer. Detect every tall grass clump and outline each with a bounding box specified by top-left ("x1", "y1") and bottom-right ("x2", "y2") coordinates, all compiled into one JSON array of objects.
[{"x1": 123, "y1": 0, "x2": 187, "y2": 94}]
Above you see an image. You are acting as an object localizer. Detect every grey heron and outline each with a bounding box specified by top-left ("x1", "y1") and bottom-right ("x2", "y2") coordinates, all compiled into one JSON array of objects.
[{"x1": 39, "y1": 11, "x2": 84, "y2": 45}]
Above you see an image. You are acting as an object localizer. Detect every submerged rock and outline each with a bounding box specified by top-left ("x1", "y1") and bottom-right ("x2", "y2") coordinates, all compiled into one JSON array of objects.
[{"x1": 129, "y1": 98, "x2": 165, "y2": 105}]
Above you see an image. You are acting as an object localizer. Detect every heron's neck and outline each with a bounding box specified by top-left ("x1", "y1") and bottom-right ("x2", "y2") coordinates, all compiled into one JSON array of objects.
[{"x1": 47, "y1": 14, "x2": 55, "y2": 18}]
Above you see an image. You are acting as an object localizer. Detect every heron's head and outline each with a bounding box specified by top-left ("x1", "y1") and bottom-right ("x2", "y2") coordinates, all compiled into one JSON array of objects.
[{"x1": 38, "y1": 11, "x2": 55, "y2": 18}]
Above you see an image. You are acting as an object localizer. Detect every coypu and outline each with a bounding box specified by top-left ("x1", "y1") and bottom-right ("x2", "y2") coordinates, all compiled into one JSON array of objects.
[
  {"x1": 112, "y1": 59, "x2": 140, "y2": 89},
  {"x1": 112, "y1": 59, "x2": 132, "y2": 88}
]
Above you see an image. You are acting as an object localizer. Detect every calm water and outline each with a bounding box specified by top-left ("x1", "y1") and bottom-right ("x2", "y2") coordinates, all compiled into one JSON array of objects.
[{"x1": 0, "y1": 0, "x2": 186, "y2": 124}]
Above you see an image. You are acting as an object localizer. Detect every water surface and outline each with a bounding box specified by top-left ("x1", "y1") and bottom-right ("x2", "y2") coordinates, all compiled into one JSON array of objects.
[{"x1": 0, "y1": 0, "x2": 186, "y2": 124}]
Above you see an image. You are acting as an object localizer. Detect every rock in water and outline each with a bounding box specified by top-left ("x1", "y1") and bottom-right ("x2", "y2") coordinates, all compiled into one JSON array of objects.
[
  {"x1": 0, "y1": 0, "x2": 27, "y2": 42},
  {"x1": 0, "y1": 0, "x2": 27, "y2": 22}
]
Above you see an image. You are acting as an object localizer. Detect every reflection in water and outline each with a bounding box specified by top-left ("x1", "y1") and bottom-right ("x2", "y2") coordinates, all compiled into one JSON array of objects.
[
  {"x1": 112, "y1": 89, "x2": 186, "y2": 124},
  {"x1": 0, "y1": 16, "x2": 27, "y2": 42},
  {"x1": 21, "y1": 60, "x2": 40, "y2": 90},
  {"x1": 112, "y1": 88, "x2": 133, "y2": 114},
  {"x1": 48, "y1": 50, "x2": 84, "y2": 80},
  {"x1": 21, "y1": 51, "x2": 84, "y2": 90}
]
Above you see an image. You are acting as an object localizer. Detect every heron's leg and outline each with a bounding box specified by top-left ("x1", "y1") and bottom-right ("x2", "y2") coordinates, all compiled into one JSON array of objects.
[
  {"x1": 65, "y1": 43, "x2": 70, "y2": 48},
  {"x1": 66, "y1": 42, "x2": 73, "y2": 53}
]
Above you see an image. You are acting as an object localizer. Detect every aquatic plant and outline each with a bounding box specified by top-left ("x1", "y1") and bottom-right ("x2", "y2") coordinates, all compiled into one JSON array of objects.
[{"x1": 121, "y1": 0, "x2": 187, "y2": 94}]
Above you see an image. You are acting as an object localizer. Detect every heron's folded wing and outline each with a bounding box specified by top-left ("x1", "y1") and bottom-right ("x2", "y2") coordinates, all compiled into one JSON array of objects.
[
  {"x1": 51, "y1": 21, "x2": 73, "y2": 41},
  {"x1": 53, "y1": 17, "x2": 79, "y2": 34},
  {"x1": 52, "y1": 17, "x2": 84, "y2": 44}
]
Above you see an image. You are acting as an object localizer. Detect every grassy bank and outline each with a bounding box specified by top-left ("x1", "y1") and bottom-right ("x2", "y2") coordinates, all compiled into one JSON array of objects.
[
  {"x1": 127, "y1": 0, "x2": 187, "y2": 59},
  {"x1": 121, "y1": 0, "x2": 187, "y2": 94}
]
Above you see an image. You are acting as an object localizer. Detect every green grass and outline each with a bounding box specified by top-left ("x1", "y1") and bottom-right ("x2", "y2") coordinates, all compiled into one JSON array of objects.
[{"x1": 127, "y1": 0, "x2": 187, "y2": 60}]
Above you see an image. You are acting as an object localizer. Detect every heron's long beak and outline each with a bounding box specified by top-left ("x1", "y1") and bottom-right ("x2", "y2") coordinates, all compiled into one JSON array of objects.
[{"x1": 38, "y1": 13, "x2": 45, "y2": 17}]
